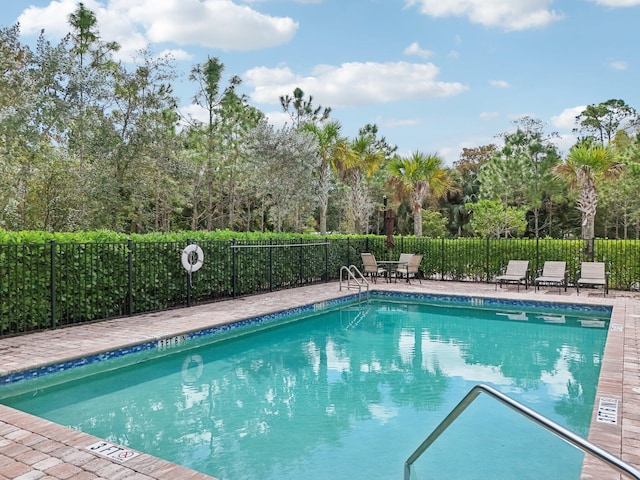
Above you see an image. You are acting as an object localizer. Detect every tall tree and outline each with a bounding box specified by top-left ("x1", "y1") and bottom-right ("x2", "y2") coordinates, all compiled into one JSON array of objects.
[
  {"x1": 387, "y1": 151, "x2": 452, "y2": 237},
  {"x1": 302, "y1": 120, "x2": 346, "y2": 235},
  {"x1": 447, "y1": 145, "x2": 495, "y2": 236},
  {"x1": 280, "y1": 87, "x2": 331, "y2": 128},
  {"x1": 65, "y1": 4, "x2": 120, "y2": 229},
  {"x1": 574, "y1": 99, "x2": 637, "y2": 145},
  {"x1": 187, "y1": 56, "x2": 261, "y2": 230},
  {"x1": 91, "y1": 50, "x2": 180, "y2": 232},
  {"x1": 554, "y1": 142, "x2": 624, "y2": 243},
  {"x1": 478, "y1": 117, "x2": 562, "y2": 238},
  {"x1": 335, "y1": 133, "x2": 385, "y2": 233},
  {"x1": 598, "y1": 135, "x2": 640, "y2": 238},
  {"x1": 244, "y1": 122, "x2": 319, "y2": 232}
]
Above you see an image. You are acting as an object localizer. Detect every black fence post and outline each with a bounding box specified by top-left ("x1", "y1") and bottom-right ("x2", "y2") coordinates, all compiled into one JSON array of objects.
[
  {"x1": 49, "y1": 241, "x2": 56, "y2": 330},
  {"x1": 299, "y1": 237, "x2": 304, "y2": 286},
  {"x1": 485, "y1": 237, "x2": 490, "y2": 283},
  {"x1": 324, "y1": 238, "x2": 329, "y2": 282},
  {"x1": 536, "y1": 237, "x2": 540, "y2": 277},
  {"x1": 231, "y1": 239, "x2": 237, "y2": 298},
  {"x1": 269, "y1": 238, "x2": 273, "y2": 292},
  {"x1": 590, "y1": 238, "x2": 595, "y2": 261},
  {"x1": 127, "y1": 239, "x2": 133, "y2": 315},
  {"x1": 441, "y1": 237, "x2": 445, "y2": 280}
]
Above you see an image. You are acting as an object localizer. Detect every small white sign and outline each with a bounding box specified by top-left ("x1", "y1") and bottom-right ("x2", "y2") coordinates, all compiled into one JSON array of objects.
[
  {"x1": 596, "y1": 397, "x2": 619, "y2": 425},
  {"x1": 86, "y1": 441, "x2": 140, "y2": 462}
]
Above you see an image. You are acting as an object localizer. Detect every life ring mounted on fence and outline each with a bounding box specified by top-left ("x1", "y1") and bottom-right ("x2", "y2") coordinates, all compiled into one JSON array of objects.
[{"x1": 181, "y1": 244, "x2": 204, "y2": 272}]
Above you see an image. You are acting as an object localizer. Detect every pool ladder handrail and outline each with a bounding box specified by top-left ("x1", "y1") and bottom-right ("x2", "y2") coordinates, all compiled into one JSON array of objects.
[
  {"x1": 404, "y1": 383, "x2": 640, "y2": 480},
  {"x1": 339, "y1": 265, "x2": 369, "y2": 298}
]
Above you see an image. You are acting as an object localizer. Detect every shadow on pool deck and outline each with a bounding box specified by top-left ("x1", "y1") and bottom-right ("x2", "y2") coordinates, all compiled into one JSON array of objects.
[{"x1": 0, "y1": 280, "x2": 639, "y2": 479}]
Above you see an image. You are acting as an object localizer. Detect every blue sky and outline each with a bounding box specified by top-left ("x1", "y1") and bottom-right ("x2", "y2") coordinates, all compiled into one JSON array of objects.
[{"x1": 3, "y1": 0, "x2": 640, "y2": 164}]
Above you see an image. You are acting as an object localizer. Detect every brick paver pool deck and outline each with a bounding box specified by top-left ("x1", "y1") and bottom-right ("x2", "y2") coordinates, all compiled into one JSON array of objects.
[{"x1": 0, "y1": 280, "x2": 638, "y2": 479}]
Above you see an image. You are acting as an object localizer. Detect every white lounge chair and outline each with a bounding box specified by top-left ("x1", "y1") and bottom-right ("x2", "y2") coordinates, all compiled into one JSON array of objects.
[
  {"x1": 577, "y1": 262, "x2": 608, "y2": 296},
  {"x1": 535, "y1": 261, "x2": 567, "y2": 293},
  {"x1": 495, "y1": 260, "x2": 529, "y2": 291}
]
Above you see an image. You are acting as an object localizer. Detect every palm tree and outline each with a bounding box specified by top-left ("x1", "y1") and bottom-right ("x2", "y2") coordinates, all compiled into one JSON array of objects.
[
  {"x1": 554, "y1": 143, "x2": 624, "y2": 242},
  {"x1": 387, "y1": 151, "x2": 453, "y2": 237},
  {"x1": 335, "y1": 133, "x2": 385, "y2": 233},
  {"x1": 302, "y1": 120, "x2": 346, "y2": 235}
]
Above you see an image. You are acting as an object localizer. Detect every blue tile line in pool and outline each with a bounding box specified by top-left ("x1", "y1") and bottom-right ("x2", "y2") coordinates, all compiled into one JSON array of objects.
[{"x1": 0, "y1": 290, "x2": 612, "y2": 387}]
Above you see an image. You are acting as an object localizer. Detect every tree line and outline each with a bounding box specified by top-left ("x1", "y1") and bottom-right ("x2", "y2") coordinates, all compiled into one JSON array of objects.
[{"x1": 1, "y1": 4, "x2": 639, "y2": 240}]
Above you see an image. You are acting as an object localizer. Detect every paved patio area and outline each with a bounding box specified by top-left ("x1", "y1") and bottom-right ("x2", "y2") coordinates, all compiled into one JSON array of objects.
[{"x1": 0, "y1": 280, "x2": 638, "y2": 479}]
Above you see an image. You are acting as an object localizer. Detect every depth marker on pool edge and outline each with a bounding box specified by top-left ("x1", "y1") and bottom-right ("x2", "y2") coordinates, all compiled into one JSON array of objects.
[{"x1": 86, "y1": 441, "x2": 140, "y2": 462}]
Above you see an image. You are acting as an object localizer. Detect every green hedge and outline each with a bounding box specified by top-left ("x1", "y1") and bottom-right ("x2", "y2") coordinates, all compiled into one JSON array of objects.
[{"x1": 1, "y1": 231, "x2": 639, "y2": 336}]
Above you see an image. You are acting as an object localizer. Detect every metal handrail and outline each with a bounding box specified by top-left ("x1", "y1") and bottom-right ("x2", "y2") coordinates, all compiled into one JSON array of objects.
[
  {"x1": 404, "y1": 383, "x2": 640, "y2": 480},
  {"x1": 339, "y1": 265, "x2": 369, "y2": 295}
]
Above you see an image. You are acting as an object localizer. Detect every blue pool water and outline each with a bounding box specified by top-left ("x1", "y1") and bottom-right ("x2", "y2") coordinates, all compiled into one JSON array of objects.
[{"x1": 0, "y1": 294, "x2": 611, "y2": 480}]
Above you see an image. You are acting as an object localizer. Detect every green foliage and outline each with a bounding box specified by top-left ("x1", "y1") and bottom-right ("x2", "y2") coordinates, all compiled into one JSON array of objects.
[
  {"x1": 421, "y1": 210, "x2": 449, "y2": 238},
  {"x1": 466, "y1": 200, "x2": 527, "y2": 238},
  {"x1": 1, "y1": 230, "x2": 640, "y2": 336}
]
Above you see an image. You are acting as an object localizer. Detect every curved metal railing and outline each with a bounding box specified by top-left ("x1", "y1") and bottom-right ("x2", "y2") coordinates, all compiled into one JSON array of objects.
[
  {"x1": 339, "y1": 265, "x2": 369, "y2": 298},
  {"x1": 404, "y1": 383, "x2": 640, "y2": 480}
]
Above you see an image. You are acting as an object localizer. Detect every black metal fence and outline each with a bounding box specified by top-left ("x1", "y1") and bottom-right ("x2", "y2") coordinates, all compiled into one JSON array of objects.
[{"x1": 1, "y1": 237, "x2": 639, "y2": 337}]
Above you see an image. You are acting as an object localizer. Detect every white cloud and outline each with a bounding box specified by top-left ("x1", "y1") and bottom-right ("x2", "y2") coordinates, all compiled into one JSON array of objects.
[
  {"x1": 381, "y1": 118, "x2": 422, "y2": 128},
  {"x1": 125, "y1": 0, "x2": 298, "y2": 51},
  {"x1": 405, "y1": 0, "x2": 564, "y2": 31},
  {"x1": 550, "y1": 106, "x2": 585, "y2": 130},
  {"x1": 551, "y1": 133, "x2": 577, "y2": 157},
  {"x1": 244, "y1": 61, "x2": 468, "y2": 107},
  {"x1": 179, "y1": 103, "x2": 209, "y2": 125},
  {"x1": 403, "y1": 42, "x2": 434, "y2": 59},
  {"x1": 480, "y1": 111, "x2": 499, "y2": 120},
  {"x1": 489, "y1": 79, "x2": 511, "y2": 88},
  {"x1": 18, "y1": 0, "x2": 298, "y2": 60},
  {"x1": 609, "y1": 60, "x2": 628, "y2": 71},
  {"x1": 158, "y1": 49, "x2": 193, "y2": 61},
  {"x1": 18, "y1": 0, "x2": 94, "y2": 38}
]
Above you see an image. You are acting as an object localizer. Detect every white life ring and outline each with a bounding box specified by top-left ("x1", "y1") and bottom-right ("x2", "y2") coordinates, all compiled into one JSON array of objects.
[
  {"x1": 181, "y1": 354, "x2": 204, "y2": 383},
  {"x1": 181, "y1": 244, "x2": 204, "y2": 272}
]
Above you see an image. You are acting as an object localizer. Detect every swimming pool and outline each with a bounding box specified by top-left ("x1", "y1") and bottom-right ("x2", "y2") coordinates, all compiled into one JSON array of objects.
[{"x1": 0, "y1": 293, "x2": 611, "y2": 480}]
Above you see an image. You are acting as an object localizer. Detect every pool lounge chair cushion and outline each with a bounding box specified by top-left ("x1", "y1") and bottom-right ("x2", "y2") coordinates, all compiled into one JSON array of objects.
[
  {"x1": 535, "y1": 261, "x2": 567, "y2": 292},
  {"x1": 577, "y1": 262, "x2": 608, "y2": 295},
  {"x1": 495, "y1": 260, "x2": 529, "y2": 291}
]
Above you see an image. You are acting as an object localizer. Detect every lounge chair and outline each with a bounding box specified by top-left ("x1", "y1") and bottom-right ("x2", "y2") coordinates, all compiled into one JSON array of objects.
[
  {"x1": 361, "y1": 253, "x2": 386, "y2": 283},
  {"x1": 577, "y1": 262, "x2": 608, "y2": 296},
  {"x1": 495, "y1": 260, "x2": 529, "y2": 291},
  {"x1": 396, "y1": 254, "x2": 423, "y2": 284},
  {"x1": 535, "y1": 261, "x2": 567, "y2": 293}
]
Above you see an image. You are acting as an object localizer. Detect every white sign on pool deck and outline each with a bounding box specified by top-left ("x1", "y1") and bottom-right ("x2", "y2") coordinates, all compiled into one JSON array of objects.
[
  {"x1": 596, "y1": 397, "x2": 619, "y2": 425},
  {"x1": 86, "y1": 441, "x2": 140, "y2": 462}
]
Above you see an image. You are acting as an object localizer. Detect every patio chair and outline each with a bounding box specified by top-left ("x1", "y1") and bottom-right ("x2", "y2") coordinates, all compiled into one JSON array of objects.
[
  {"x1": 495, "y1": 260, "x2": 529, "y2": 291},
  {"x1": 577, "y1": 262, "x2": 608, "y2": 296},
  {"x1": 361, "y1": 253, "x2": 386, "y2": 283},
  {"x1": 398, "y1": 253, "x2": 414, "y2": 266},
  {"x1": 535, "y1": 261, "x2": 567, "y2": 293},
  {"x1": 396, "y1": 254, "x2": 423, "y2": 284}
]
